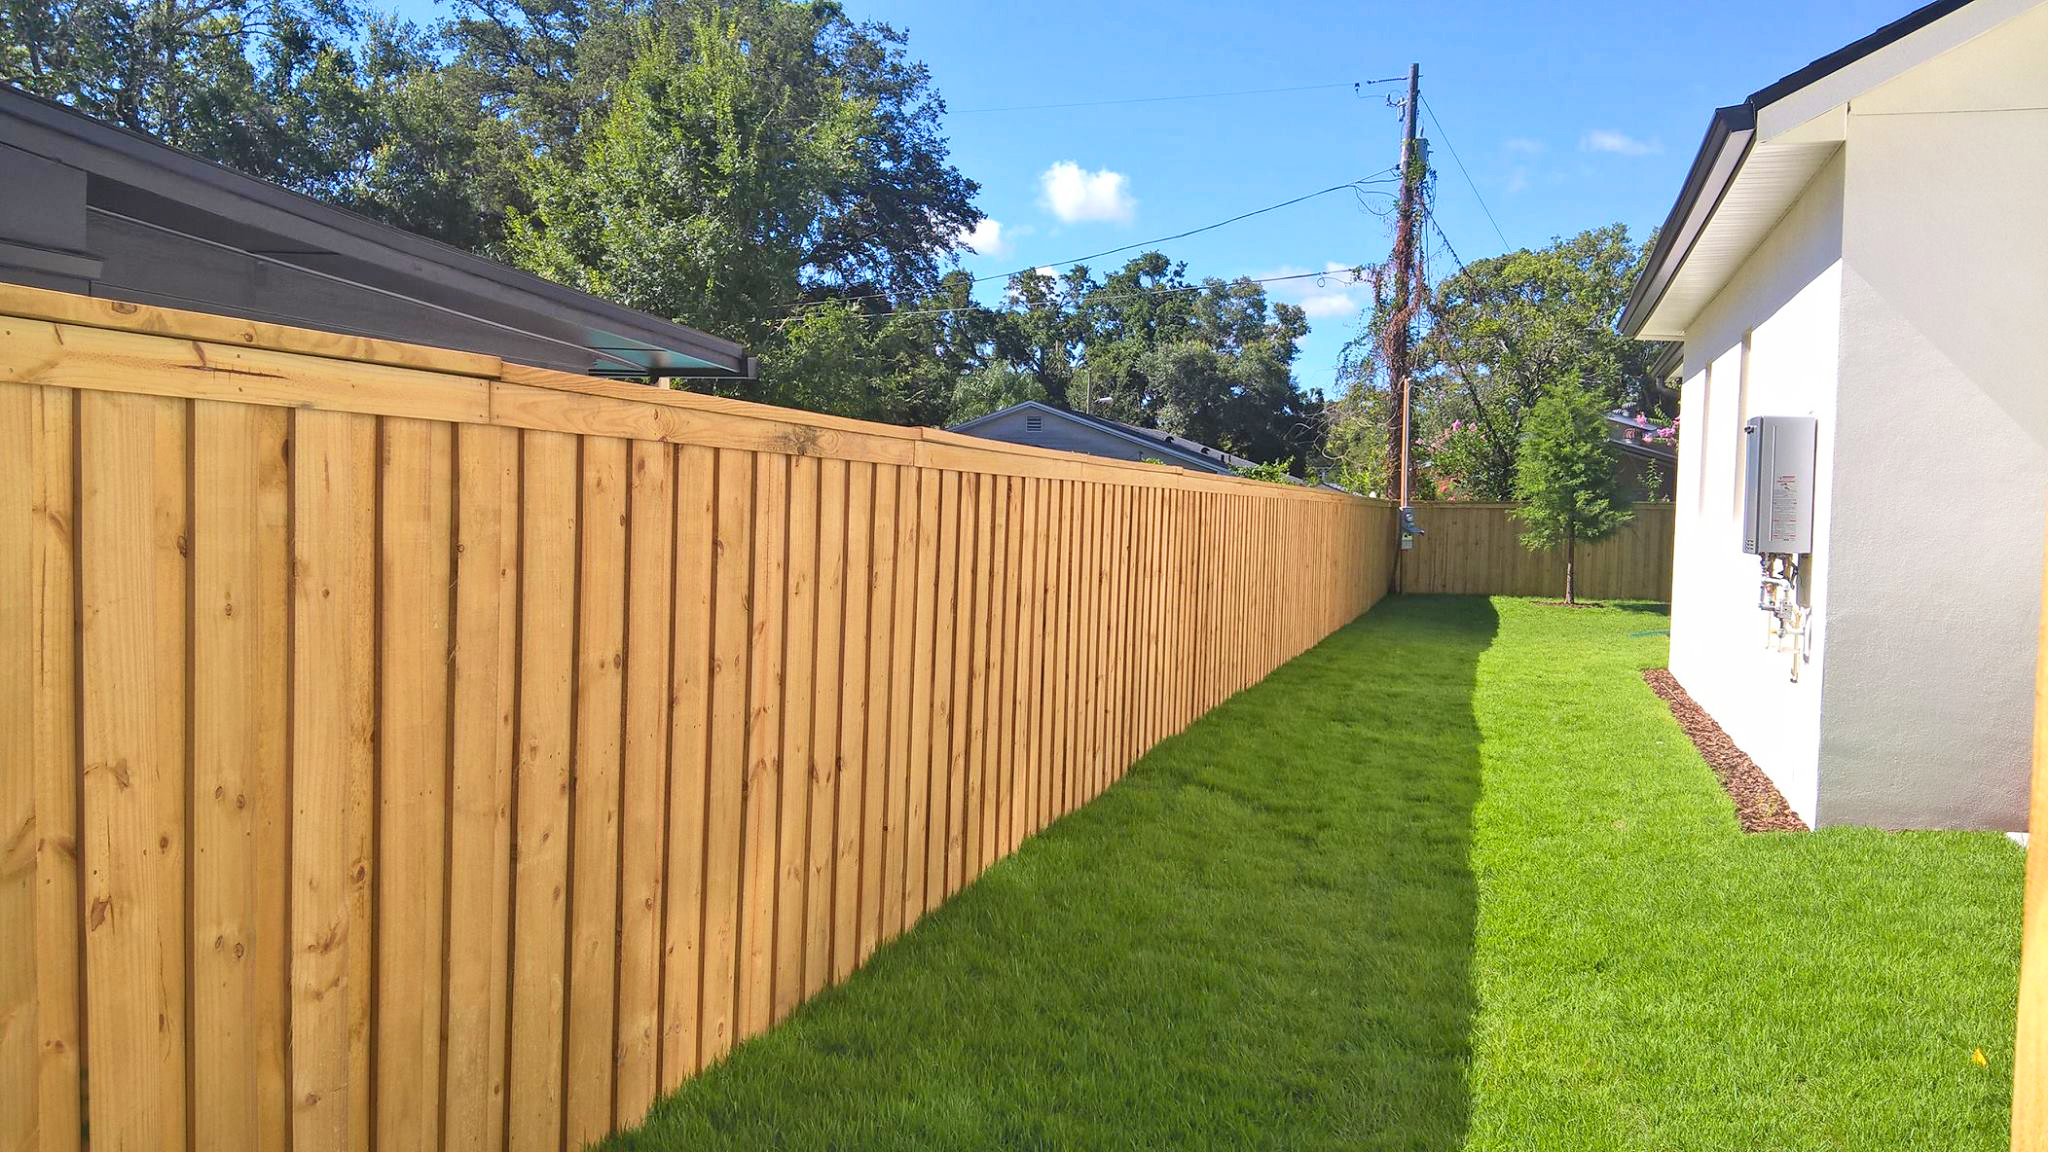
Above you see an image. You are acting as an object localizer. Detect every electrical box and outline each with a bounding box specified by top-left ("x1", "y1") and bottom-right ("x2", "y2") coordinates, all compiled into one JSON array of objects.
[{"x1": 1741, "y1": 416, "x2": 1816, "y2": 555}]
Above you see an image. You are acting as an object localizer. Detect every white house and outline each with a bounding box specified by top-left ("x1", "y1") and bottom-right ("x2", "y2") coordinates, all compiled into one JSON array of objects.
[{"x1": 1621, "y1": 0, "x2": 2048, "y2": 829}]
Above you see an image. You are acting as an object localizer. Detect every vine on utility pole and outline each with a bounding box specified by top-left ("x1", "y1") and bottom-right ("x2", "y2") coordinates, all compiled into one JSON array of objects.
[{"x1": 1387, "y1": 62, "x2": 1423, "y2": 513}]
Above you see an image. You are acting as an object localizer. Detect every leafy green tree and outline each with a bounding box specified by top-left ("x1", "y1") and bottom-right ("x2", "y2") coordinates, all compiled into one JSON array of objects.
[
  {"x1": 1415, "y1": 224, "x2": 1667, "y2": 499},
  {"x1": 1011, "y1": 255, "x2": 1315, "y2": 473},
  {"x1": 1234, "y1": 458, "x2": 1298, "y2": 486},
  {"x1": 1326, "y1": 225, "x2": 1671, "y2": 501},
  {"x1": 947, "y1": 363, "x2": 1047, "y2": 425},
  {"x1": 1, "y1": 0, "x2": 395, "y2": 196},
  {"x1": 1512, "y1": 383, "x2": 1633, "y2": 605}
]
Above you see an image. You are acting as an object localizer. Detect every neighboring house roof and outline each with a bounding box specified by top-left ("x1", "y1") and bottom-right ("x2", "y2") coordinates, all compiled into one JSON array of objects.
[
  {"x1": 950, "y1": 400, "x2": 1264, "y2": 475},
  {"x1": 0, "y1": 84, "x2": 752, "y2": 379},
  {"x1": 1621, "y1": 0, "x2": 2024, "y2": 339},
  {"x1": 1606, "y1": 409, "x2": 1677, "y2": 463}
]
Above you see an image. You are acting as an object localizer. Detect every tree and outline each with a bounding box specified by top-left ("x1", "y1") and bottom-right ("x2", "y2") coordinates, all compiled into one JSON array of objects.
[
  {"x1": 946, "y1": 363, "x2": 1046, "y2": 425},
  {"x1": 1233, "y1": 458, "x2": 1297, "y2": 486},
  {"x1": 502, "y1": 1, "x2": 977, "y2": 338},
  {"x1": 1326, "y1": 225, "x2": 1671, "y2": 501},
  {"x1": 1513, "y1": 383, "x2": 1633, "y2": 605},
  {"x1": 1415, "y1": 225, "x2": 1668, "y2": 500},
  {"x1": 1, "y1": 0, "x2": 397, "y2": 196}
]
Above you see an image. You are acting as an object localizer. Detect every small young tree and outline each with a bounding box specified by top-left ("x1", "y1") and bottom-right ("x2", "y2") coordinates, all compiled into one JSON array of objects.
[{"x1": 1513, "y1": 384, "x2": 1634, "y2": 604}]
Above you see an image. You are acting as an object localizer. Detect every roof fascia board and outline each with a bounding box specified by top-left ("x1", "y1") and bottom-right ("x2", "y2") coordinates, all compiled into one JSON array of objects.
[{"x1": 1619, "y1": 107, "x2": 1755, "y2": 337}]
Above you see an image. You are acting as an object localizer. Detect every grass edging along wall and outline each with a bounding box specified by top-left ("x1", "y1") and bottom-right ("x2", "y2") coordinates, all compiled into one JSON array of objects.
[{"x1": 0, "y1": 281, "x2": 1396, "y2": 1152}]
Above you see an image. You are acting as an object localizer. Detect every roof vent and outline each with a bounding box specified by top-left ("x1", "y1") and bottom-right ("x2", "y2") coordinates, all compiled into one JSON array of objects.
[{"x1": 1026, "y1": 413, "x2": 1043, "y2": 432}]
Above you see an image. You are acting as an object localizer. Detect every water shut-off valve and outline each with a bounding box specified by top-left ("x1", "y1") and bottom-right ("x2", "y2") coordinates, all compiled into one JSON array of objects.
[{"x1": 1741, "y1": 416, "x2": 1818, "y2": 683}]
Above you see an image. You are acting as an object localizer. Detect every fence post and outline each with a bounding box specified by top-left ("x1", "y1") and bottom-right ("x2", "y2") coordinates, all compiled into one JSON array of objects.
[{"x1": 2016, "y1": 510, "x2": 2048, "y2": 1149}]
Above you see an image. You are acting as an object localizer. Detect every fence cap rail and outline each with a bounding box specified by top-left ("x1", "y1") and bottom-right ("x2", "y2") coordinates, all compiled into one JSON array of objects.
[{"x1": 0, "y1": 280, "x2": 1389, "y2": 505}]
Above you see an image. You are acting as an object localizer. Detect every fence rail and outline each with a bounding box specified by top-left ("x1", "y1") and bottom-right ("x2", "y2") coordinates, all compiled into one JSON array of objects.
[
  {"x1": 1396, "y1": 501, "x2": 1675, "y2": 601},
  {"x1": 0, "y1": 283, "x2": 1394, "y2": 1152}
]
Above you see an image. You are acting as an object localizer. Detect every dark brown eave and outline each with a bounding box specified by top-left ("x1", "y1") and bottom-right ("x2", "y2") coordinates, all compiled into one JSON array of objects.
[{"x1": 0, "y1": 83, "x2": 754, "y2": 379}]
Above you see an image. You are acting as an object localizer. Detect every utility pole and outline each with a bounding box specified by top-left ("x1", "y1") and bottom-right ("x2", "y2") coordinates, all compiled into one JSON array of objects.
[{"x1": 1388, "y1": 62, "x2": 1422, "y2": 513}]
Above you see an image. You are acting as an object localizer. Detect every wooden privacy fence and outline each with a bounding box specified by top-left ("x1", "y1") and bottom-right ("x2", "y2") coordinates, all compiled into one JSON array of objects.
[
  {"x1": 2016, "y1": 515, "x2": 2048, "y2": 1149},
  {"x1": 0, "y1": 283, "x2": 1394, "y2": 1152},
  {"x1": 1396, "y1": 501, "x2": 1675, "y2": 601}
]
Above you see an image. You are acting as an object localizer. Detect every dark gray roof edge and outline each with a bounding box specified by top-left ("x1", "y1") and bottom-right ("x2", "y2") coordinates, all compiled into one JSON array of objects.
[
  {"x1": 949, "y1": 400, "x2": 1252, "y2": 474},
  {"x1": 1619, "y1": 0, "x2": 1979, "y2": 338},
  {"x1": 1618, "y1": 105, "x2": 1755, "y2": 337},
  {"x1": 1746, "y1": 0, "x2": 1976, "y2": 108},
  {"x1": 0, "y1": 83, "x2": 751, "y2": 375}
]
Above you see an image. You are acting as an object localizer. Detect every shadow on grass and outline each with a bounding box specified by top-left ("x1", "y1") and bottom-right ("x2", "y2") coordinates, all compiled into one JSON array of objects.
[{"x1": 606, "y1": 596, "x2": 1497, "y2": 1151}]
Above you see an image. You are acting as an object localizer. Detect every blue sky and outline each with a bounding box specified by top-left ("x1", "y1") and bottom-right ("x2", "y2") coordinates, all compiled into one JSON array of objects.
[{"x1": 392, "y1": 0, "x2": 1913, "y2": 393}]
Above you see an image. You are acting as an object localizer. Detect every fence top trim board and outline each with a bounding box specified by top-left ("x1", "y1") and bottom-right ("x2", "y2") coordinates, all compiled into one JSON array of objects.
[{"x1": 0, "y1": 280, "x2": 1384, "y2": 503}]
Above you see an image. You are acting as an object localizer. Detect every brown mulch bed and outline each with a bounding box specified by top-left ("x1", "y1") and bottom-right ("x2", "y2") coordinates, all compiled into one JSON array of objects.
[{"x1": 1642, "y1": 668, "x2": 1808, "y2": 833}]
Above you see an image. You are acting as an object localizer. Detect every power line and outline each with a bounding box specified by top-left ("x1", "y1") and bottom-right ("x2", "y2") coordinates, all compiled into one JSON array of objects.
[
  {"x1": 949, "y1": 77, "x2": 1408, "y2": 115},
  {"x1": 786, "y1": 172, "x2": 1396, "y2": 314},
  {"x1": 1427, "y1": 215, "x2": 1466, "y2": 276},
  {"x1": 789, "y1": 266, "x2": 1369, "y2": 325},
  {"x1": 1419, "y1": 94, "x2": 1510, "y2": 251}
]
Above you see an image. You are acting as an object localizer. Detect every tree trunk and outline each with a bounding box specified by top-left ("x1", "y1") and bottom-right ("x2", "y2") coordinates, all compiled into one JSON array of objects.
[{"x1": 1564, "y1": 529, "x2": 1577, "y2": 606}]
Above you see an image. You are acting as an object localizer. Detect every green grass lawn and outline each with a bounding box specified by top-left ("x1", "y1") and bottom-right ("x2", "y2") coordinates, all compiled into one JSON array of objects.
[{"x1": 604, "y1": 596, "x2": 2023, "y2": 1150}]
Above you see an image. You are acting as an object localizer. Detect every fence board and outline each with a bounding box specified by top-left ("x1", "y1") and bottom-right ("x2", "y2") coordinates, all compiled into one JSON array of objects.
[
  {"x1": 1, "y1": 383, "x2": 82, "y2": 1152},
  {"x1": 660, "y1": 443, "x2": 715, "y2": 1086},
  {"x1": 507, "y1": 430, "x2": 578, "y2": 1152},
  {"x1": 374, "y1": 417, "x2": 453, "y2": 1152},
  {"x1": 444, "y1": 423, "x2": 519, "y2": 1152},
  {"x1": 772, "y1": 457, "x2": 817, "y2": 1026},
  {"x1": 1398, "y1": 502, "x2": 1674, "y2": 600},
  {"x1": 615, "y1": 439, "x2": 675, "y2": 1123},
  {"x1": 698, "y1": 448, "x2": 752, "y2": 1069},
  {"x1": 289, "y1": 408, "x2": 376, "y2": 1152},
  {"x1": 807, "y1": 459, "x2": 848, "y2": 1000},
  {"x1": 832, "y1": 461, "x2": 873, "y2": 984},
  {"x1": 2, "y1": 287, "x2": 1403, "y2": 1152},
  {"x1": 566, "y1": 436, "x2": 628, "y2": 1148},
  {"x1": 738, "y1": 452, "x2": 785, "y2": 1043},
  {"x1": 189, "y1": 400, "x2": 290, "y2": 1152}
]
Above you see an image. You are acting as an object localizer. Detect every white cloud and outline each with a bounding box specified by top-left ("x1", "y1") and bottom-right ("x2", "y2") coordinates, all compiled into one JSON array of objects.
[
  {"x1": 957, "y1": 218, "x2": 1010, "y2": 257},
  {"x1": 1038, "y1": 161, "x2": 1136, "y2": 224},
  {"x1": 1505, "y1": 167, "x2": 1531, "y2": 195},
  {"x1": 1033, "y1": 266, "x2": 1056, "y2": 277},
  {"x1": 1298, "y1": 293, "x2": 1359, "y2": 318},
  {"x1": 1579, "y1": 129, "x2": 1660, "y2": 156},
  {"x1": 1503, "y1": 137, "x2": 1546, "y2": 154}
]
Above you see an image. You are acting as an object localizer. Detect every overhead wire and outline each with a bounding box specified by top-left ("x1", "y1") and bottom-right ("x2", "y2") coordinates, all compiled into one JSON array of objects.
[
  {"x1": 949, "y1": 77, "x2": 1408, "y2": 115},
  {"x1": 783, "y1": 172, "x2": 1397, "y2": 315},
  {"x1": 1419, "y1": 94, "x2": 1511, "y2": 251},
  {"x1": 803, "y1": 265, "x2": 1371, "y2": 325}
]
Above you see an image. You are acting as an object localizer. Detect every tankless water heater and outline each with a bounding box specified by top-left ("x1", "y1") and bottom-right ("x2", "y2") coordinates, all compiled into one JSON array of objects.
[{"x1": 1741, "y1": 416, "x2": 1816, "y2": 555}]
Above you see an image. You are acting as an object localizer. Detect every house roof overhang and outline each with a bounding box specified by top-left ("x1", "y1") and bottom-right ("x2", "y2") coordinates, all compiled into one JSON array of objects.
[
  {"x1": 1620, "y1": 0, "x2": 2029, "y2": 341},
  {"x1": 0, "y1": 85, "x2": 753, "y2": 379},
  {"x1": 950, "y1": 400, "x2": 1258, "y2": 475}
]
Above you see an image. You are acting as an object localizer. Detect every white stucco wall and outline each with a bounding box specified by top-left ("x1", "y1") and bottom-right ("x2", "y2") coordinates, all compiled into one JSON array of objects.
[
  {"x1": 1668, "y1": 152, "x2": 1845, "y2": 828},
  {"x1": 1819, "y1": 7, "x2": 2048, "y2": 829},
  {"x1": 1671, "y1": 6, "x2": 2048, "y2": 830}
]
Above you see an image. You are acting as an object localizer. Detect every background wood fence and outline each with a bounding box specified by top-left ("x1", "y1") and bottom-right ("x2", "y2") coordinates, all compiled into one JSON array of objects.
[
  {"x1": 1396, "y1": 501, "x2": 1675, "y2": 601},
  {"x1": 0, "y1": 284, "x2": 1394, "y2": 1152}
]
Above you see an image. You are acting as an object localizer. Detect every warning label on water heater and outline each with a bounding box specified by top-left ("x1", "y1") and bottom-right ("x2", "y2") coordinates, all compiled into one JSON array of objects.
[{"x1": 1769, "y1": 474, "x2": 1802, "y2": 546}]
